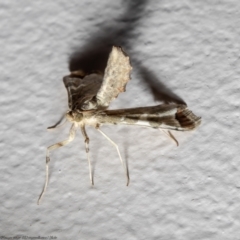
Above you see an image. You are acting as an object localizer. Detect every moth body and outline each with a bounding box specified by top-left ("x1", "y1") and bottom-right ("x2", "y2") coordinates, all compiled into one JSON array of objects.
[
  {"x1": 38, "y1": 46, "x2": 201, "y2": 204},
  {"x1": 66, "y1": 110, "x2": 99, "y2": 127}
]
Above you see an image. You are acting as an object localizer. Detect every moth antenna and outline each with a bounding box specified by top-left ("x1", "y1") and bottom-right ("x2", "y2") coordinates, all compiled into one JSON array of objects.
[
  {"x1": 161, "y1": 130, "x2": 179, "y2": 146},
  {"x1": 81, "y1": 125, "x2": 94, "y2": 185},
  {"x1": 38, "y1": 123, "x2": 76, "y2": 204},
  {"x1": 97, "y1": 128, "x2": 130, "y2": 186},
  {"x1": 47, "y1": 116, "x2": 67, "y2": 131}
]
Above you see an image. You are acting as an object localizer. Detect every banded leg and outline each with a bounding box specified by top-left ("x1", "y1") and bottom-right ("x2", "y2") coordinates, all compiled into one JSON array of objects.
[
  {"x1": 97, "y1": 129, "x2": 130, "y2": 186},
  {"x1": 38, "y1": 123, "x2": 77, "y2": 204},
  {"x1": 81, "y1": 125, "x2": 94, "y2": 185},
  {"x1": 160, "y1": 129, "x2": 179, "y2": 146}
]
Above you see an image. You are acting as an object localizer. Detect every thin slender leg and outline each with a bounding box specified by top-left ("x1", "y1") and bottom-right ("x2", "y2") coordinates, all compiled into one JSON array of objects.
[
  {"x1": 97, "y1": 129, "x2": 130, "y2": 186},
  {"x1": 160, "y1": 129, "x2": 179, "y2": 146},
  {"x1": 38, "y1": 123, "x2": 77, "y2": 205},
  {"x1": 81, "y1": 125, "x2": 94, "y2": 186}
]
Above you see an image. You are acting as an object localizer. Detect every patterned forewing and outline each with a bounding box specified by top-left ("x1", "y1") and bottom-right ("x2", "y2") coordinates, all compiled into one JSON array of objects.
[
  {"x1": 63, "y1": 73, "x2": 103, "y2": 110},
  {"x1": 94, "y1": 104, "x2": 201, "y2": 131},
  {"x1": 96, "y1": 46, "x2": 132, "y2": 109}
]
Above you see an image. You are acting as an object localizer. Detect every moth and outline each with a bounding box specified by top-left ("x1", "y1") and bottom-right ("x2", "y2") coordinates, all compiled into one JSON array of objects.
[{"x1": 38, "y1": 46, "x2": 201, "y2": 204}]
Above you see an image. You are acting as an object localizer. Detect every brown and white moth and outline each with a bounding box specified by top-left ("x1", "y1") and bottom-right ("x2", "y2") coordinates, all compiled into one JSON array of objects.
[{"x1": 38, "y1": 46, "x2": 201, "y2": 204}]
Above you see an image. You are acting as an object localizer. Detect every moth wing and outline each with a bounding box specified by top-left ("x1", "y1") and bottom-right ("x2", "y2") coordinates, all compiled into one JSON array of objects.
[
  {"x1": 63, "y1": 72, "x2": 103, "y2": 110},
  {"x1": 96, "y1": 46, "x2": 132, "y2": 109}
]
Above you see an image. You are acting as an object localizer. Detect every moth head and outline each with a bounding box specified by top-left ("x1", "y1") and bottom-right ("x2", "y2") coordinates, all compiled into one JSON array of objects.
[{"x1": 66, "y1": 110, "x2": 83, "y2": 122}]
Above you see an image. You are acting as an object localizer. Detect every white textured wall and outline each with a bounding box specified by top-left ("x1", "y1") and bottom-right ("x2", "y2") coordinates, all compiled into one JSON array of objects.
[{"x1": 1, "y1": 0, "x2": 240, "y2": 239}]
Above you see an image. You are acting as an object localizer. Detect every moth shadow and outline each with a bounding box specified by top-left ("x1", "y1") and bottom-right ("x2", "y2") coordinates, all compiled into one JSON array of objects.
[
  {"x1": 68, "y1": 0, "x2": 148, "y2": 73},
  {"x1": 138, "y1": 65, "x2": 186, "y2": 105}
]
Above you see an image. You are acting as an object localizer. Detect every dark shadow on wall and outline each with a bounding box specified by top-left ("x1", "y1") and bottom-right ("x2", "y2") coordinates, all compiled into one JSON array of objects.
[
  {"x1": 69, "y1": 0, "x2": 147, "y2": 73},
  {"x1": 69, "y1": 0, "x2": 187, "y2": 105},
  {"x1": 138, "y1": 65, "x2": 186, "y2": 105}
]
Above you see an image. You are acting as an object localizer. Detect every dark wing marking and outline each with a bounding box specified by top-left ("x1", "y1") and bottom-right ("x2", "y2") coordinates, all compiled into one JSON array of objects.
[
  {"x1": 95, "y1": 104, "x2": 201, "y2": 131},
  {"x1": 63, "y1": 73, "x2": 103, "y2": 110},
  {"x1": 96, "y1": 46, "x2": 132, "y2": 109}
]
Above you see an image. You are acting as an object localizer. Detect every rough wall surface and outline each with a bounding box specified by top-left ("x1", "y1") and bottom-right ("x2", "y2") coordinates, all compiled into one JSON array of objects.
[{"x1": 0, "y1": 1, "x2": 239, "y2": 239}]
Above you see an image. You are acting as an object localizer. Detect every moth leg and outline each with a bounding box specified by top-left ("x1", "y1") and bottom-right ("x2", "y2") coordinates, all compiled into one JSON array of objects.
[
  {"x1": 97, "y1": 129, "x2": 130, "y2": 186},
  {"x1": 81, "y1": 125, "x2": 94, "y2": 186},
  {"x1": 38, "y1": 123, "x2": 77, "y2": 205},
  {"x1": 161, "y1": 130, "x2": 179, "y2": 146},
  {"x1": 47, "y1": 115, "x2": 67, "y2": 130}
]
